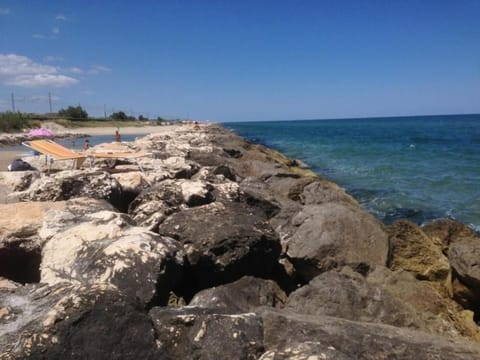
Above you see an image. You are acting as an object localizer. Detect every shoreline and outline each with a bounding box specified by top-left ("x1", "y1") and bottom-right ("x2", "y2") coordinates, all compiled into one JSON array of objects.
[{"x1": 68, "y1": 125, "x2": 174, "y2": 136}]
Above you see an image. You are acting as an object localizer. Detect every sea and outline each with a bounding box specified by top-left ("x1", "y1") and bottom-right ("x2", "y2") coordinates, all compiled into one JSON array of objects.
[{"x1": 225, "y1": 114, "x2": 480, "y2": 232}]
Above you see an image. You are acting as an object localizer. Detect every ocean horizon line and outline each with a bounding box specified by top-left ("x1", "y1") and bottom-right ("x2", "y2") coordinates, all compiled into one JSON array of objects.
[{"x1": 224, "y1": 112, "x2": 480, "y2": 124}]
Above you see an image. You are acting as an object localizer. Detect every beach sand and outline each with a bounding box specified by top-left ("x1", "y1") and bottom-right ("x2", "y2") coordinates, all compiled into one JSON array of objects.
[
  {"x1": 0, "y1": 151, "x2": 20, "y2": 171},
  {"x1": 71, "y1": 125, "x2": 172, "y2": 136}
]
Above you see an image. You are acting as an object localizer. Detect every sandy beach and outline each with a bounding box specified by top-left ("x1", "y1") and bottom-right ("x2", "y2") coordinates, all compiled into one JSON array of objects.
[
  {"x1": 0, "y1": 150, "x2": 21, "y2": 172},
  {"x1": 70, "y1": 125, "x2": 173, "y2": 136},
  {"x1": 0, "y1": 124, "x2": 183, "y2": 171}
]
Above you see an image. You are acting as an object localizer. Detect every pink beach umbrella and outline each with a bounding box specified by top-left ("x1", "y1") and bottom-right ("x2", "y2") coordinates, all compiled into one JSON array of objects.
[{"x1": 28, "y1": 128, "x2": 55, "y2": 138}]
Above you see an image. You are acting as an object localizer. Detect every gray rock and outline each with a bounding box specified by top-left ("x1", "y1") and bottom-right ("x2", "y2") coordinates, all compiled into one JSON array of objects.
[
  {"x1": 39, "y1": 207, "x2": 185, "y2": 306},
  {"x1": 0, "y1": 283, "x2": 159, "y2": 359},
  {"x1": 449, "y1": 238, "x2": 480, "y2": 296},
  {"x1": 189, "y1": 276, "x2": 287, "y2": 311},
  {"x1": 15, "y1": 170, "x2": 122, "y2": 204},
  {"x1": 158, "y1": 200, "x2": 281, "y2": 293},
  {"x1": 285, "y1": 203, "x2": 389, "y2": 281},
  {"x1": 128, "y1": 179, "x2": 216, "y2": 231},
  {"x1": 258, "y1": 307, "x2": 480, "y2": 360},
  {"x1": 286, "y1": 269, "x2": 461, "y2": 338},
  {"x1": 149, "y1": 306, "x2": 264, "y2": 360},
  {"x1": 300, "y1": 178, "x2": 358, "y2": 206},
  {"x1": 0, "y1": 171, "x2": 40, "y2": 192},
  {"x1": 239, "y1": 177, "x2": 284, "y2": 218}
]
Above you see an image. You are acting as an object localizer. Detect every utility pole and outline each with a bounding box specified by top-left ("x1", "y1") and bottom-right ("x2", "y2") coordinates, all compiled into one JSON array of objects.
[
  {"x1": 11, "y1": 92, "x2": 15, "y2": 112},
  {"x1": 48, "y1": 92, "x2": 53, "y2": 113}
]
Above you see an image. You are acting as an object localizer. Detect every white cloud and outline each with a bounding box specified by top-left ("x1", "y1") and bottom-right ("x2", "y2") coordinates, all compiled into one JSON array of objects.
[
  {"x1": 87, "y1": 65, "x2": 112, "y2": 74},
  {"x1": 65, "y1": 67, "x2": 83, "y2": 74},
  {"x1": 0, "y1": 8, "x2": 10, "y2": 15},
  {"x1": 52, "y1": 27, "x2": 60, "y2": 35},
  {"x1": 33, "y1": 34, "x2": 47, "y2": 39},
  {"x1": 55, "y1": 14, "x2": 67, "y2": 21},
  {"x1": 0, "y1": 54, "x2": 78, "y2": 88},
  {"x1": 11, "y1": 74, "x2": 77, "y2": 88}
]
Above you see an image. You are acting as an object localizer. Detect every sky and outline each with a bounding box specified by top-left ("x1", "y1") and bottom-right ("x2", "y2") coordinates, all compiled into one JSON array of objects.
[{"x1": 0, "y1": 1, "x2": 479, "y2": 122}]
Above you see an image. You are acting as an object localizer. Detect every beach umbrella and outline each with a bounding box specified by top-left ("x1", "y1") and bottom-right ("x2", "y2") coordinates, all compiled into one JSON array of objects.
[{"x1": 28, "y1": 128, "x2": 55, "y2": 138}]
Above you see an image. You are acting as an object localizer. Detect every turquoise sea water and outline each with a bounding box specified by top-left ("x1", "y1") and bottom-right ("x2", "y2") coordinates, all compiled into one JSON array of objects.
[{"x1": 225, "y1": 114, "x2": 480, "y2": 231}]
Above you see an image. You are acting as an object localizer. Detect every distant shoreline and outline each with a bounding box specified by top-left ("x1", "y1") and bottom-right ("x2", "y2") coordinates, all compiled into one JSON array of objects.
[{"x1": 69, "y1": 125, "x2": 171, "y2": 136}]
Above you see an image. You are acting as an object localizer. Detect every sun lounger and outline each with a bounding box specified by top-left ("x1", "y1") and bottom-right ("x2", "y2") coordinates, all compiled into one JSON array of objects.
[
  {"x1": 83, "y1": 149, "x2": 151, "y2": 173},
  {"x1": 23, "y1": 139, "x2": 151, "y2": 172},
  {"x1": 23, "y1": 139, "x2": 87, "y2": 170}
]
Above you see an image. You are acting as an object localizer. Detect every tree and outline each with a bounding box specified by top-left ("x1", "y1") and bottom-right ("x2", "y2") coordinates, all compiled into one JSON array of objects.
[
  {"x1": 110, "y1": 111, "x2": 128, "y2": 120},
  {"x1": 58, "y1": 105, "x2": 88, "y2": 120}
]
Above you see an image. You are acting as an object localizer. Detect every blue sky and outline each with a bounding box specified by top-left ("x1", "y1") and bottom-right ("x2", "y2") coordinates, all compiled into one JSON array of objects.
[{"x1": 0, "y1": 1, "x2": 479, "y2": 122}]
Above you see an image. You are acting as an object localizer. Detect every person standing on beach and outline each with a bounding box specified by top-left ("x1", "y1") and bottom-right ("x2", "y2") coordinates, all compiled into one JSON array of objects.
[
  {"x1": 83, "y1": 139, "x2": 91, "y2": 150},
  {"x1": 115, "y1": 129, "x2": 121, "y2": 142}
]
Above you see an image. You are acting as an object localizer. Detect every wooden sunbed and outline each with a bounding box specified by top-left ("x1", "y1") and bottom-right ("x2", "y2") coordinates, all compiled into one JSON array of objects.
[{"x1": 22, "y1": 139, "x2": 151, "y2": 171}]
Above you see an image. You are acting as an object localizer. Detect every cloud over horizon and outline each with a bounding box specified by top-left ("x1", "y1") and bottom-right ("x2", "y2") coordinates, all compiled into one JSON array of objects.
[{"x1": 0, "y1": 54, "x2": 78, "y2": 88}]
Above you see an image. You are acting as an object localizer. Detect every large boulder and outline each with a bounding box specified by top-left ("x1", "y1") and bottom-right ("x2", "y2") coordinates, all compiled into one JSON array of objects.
[
  {"x1": 189, "y1": 276, "x2": 287, "y2": 311},
  {"x1": 366, "y1": 266, "x2": 480, "y2": 341},
  {"x1": 449, "y1": 238, "x2": 480, "y2": 307},
  {"x1": 285, "y1": 269, "x2": 463, "y2": 339},
  {"x1": 300, "y1": 178, "x2": 358, "y2": 206},
  {"x1": 149, "y1": 307, "x2": 264, "y2": 360},
  {"x1": 15, "y1": 170, "x2": 123, "y2": 205},
  {"x1": 128, "y1": 179, "x2": 216, "y2": 231},
  {"x1": 258, "y1": 308, "x2": 480, "y2": 359},
  {"x1": 0, "y1": 201, "x2": 66, "y2": 246},
  {"x1": 0, "y1": 283, "x2": 159, "y2": 359},
  {"x1": 0, "y1": 171, "x2": 40, "y2": 192},
  {"x1": 284, "y1": 203, "x2": 389, "y2": 281},
  {"x1": 387, "y1": 220, "x2": 450, "y2": 281},
  {"x1": 0, "y1": 201, "x2": 68, "y2": 284},
  {"x1": 157, "y1": 200, "x2": 281, "y2": 295},
  {"x1": 39, "y1": 206, "x2": 185, "y2": 306},
  {"x1": 139, "y1": 156, "x2": 200, "y2": 179},
  {"x1": 111, "y1": 171, "x2": 149, "y2": 194}
]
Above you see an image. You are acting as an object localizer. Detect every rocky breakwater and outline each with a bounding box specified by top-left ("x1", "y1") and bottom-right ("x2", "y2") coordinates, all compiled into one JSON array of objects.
[{"x1": 1, "y1": 123, "x2": 480, "y2": 359}]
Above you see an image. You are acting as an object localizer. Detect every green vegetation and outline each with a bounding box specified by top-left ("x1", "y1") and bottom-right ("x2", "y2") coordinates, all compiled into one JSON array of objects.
[
  {"x1": 58, "y1": 105, "x2": 89, "y2": 120},
  {"x1": 52, "y1": 119, "x2": 162, "y2": 129},
  {"x1": 109, "y1": 111, "x2": 136, "y2": 121},
  {"x1": 1, "y1": 105, "x2": 175, "y2": 133},
  {"x1": 0, "y1": 111, "x2": 31, "y2": 132}
]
